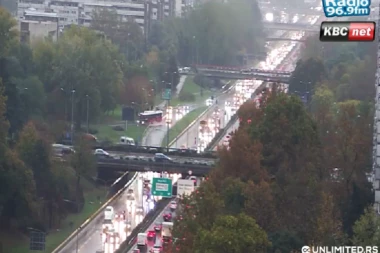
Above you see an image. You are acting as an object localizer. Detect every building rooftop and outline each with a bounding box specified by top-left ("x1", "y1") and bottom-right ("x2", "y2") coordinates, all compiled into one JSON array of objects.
[{"x1": 24, "y1": 10, "x2": 58, "y2": 17}]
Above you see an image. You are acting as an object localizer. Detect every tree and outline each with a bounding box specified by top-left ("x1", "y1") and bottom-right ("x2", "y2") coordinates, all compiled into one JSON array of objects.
[
  {"x1": 194, "y1": 214, "x2": 270, "y2": 253},
  {"x1": 91, "y1": 8, "x2": 144, "y2": 61},
  {"x1": 46, "y1": 26, "x2": 123, "y2": 127},
  {"x1": 70, "y1": 137, "x2": 96, "y2": 211},
  {"x1": 165, "y1": 0, "x2": 264, "y2": 66},
  {"x1": 352, "y1": 207, "x2": 380, "y2": 246},
  {"x1": 243, "y1": 180, "x2": 278, "y2": 232},
  {"x1": 288, "y1": 58, "x2": 326, "y2": 98},
  {"x1": 0, "y1": 81, "x2": 39, "y2": 229},
  {"x1": 314, "y1": 192, "x2": 344, "y2": 245},
  {"x1": 15, "y1": 122, "x2": 65, "y2": 228},
  {"x1": 120, "y1": 75, "x2": 154, "y2": 109},
  {"x1": 0, "y1": 7, "x2": 18, "y2": 58}
]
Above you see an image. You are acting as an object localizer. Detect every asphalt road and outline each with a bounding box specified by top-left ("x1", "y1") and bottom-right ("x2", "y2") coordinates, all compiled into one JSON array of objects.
[
  {"x1": 169, "y1": 87, "x2": 235, "y2": 150},
  {"x1": 127, "y1": 201, "x2": 175, "y2": 253},
  {"x1": 65, "y1": 174, "x2": 141, "y2": 253}
]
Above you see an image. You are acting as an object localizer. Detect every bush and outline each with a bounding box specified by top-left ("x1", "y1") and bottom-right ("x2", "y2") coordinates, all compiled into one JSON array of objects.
[
  {"x1": 179, "y1": 91, "x2": 195, "y2": 102},
  {"x1": 112, "y1": 125, "x2": 125, "y2": 131},
  {"x1": 88, "y1": 127, "x2": 98, "y2": 135}
]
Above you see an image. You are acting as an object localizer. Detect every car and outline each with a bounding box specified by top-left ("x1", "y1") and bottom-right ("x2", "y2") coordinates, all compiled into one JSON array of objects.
[
  {"x1": 104, "y1": 206, "x2": 114, "y2": 221},
  {"x1": 150, "y1": 245, "x2": 163, "y2": 253},
  {"x1": 136, "y1": 206, "x2": 144, "y2": 214},
  {"x1": 163, "y1": 213, "x2": 172, "y2": 221},
  {"x1": 154, "y1": 222, "x2": 162, "y2": 231},
  {"x1": 147, "y1": 230, "x2": 156, "y2": 239},
  {"x1": 170, "y1": 201, "x2": 177, "y2": 211},
  {"x1": 154, "y1": 153, "x2": 173, "y2": 163},
  {"x1": 94, "y1": 149, "x2": 109, "y2": 156}
]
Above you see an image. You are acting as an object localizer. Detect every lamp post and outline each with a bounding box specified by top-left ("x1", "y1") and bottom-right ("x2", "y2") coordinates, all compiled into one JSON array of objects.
[
  {"x1": 71, "y1": 89, "x2": 76, "y2": 144},
  {"x1": 86, "y1": 95, "x2": 90, "y2": 133}
]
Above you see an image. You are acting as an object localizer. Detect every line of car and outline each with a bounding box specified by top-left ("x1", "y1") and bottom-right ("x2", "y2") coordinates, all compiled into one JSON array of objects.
[{"x1": 95, "y1": 149, "x2": 215, "y2": 166}]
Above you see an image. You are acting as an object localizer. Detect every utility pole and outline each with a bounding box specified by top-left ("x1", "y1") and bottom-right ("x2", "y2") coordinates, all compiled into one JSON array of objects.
[
  {"x1": 86, "y1": 95, "x2": 90, "y2": 133},
  {"x1": 71, "y1": 89, "x2": 76, "y2": 144}
]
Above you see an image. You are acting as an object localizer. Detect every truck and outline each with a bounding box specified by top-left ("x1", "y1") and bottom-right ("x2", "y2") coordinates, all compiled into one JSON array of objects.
[
  {"x1": 162, "y1": 222, "x2": 173, "y2": 244},
  {"x1": 137, "y1": 233, "x2": 147, "y2": 246}
]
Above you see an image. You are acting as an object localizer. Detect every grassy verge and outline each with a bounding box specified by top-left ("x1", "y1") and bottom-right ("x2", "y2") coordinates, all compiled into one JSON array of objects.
[
  {"x1": 156, "y1": 77, "x2": 212, "y2": 107},
  {"x1": 1, "y1": 178, "x2": 107, "y2": 253},
  {"x1": 91, "y1": 106, "x2": 146, "y2": 144},
  {"x1": 162, "y1": 106, "x2": 207, "y2": 147},
  {"x1": 92, "y1": 123, "x2": 146, "y2": 144}
]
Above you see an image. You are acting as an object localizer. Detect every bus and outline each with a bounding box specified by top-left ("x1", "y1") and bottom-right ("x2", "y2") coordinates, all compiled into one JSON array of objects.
[{"x1": 138, "y1": 110, "x2": 163, "y2": 124}]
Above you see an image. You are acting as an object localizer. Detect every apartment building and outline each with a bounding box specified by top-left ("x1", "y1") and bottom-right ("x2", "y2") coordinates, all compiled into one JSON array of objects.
[
  {"x1": 19, "y1": 10, "x2": 59, "y2": 43},
  {"x1": 17, "y1": 0, "x2": 177, "y2": 30}
]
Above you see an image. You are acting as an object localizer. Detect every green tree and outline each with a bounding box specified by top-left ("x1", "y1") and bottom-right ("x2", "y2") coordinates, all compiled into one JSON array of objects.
[
  {"x1": 288, "y1": 58, "x2": 326, "y2": 98},
  {"x1": 352, "y1": 207, "x2": 380, "y2": 246},
  {"x1": 48, "y1": 26, "x2": 123, "y2": 127},
  {"x1": 0, "y1": 7, "x2": 18, "y2": 58},
  {"x1": 91, "y1": 8, "x2": 144, "y2": 61},
  {"x1": 16, "y1": 122, "x2": 65, "y2": 228},
  {"x1": 0, "y1": 81, "x2": 39, "y2": 229},
  {"x1": 194, "y1": 214, "x2": 270, "y2": 253},
  {"x1": 70, "y1": 137, "x2": 95, "y2": 210}
]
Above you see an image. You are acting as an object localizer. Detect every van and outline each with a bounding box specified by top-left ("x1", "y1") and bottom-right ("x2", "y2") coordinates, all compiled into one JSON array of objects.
[
  {"x1": 137, "y1": 233, "x2": 147, "y2": 246},
  {"x1": 104, "y1": 206, "x2": 114, "y2": 221},
  {"x1": 119, "y1": 136, "x2": 135, "y2": 146}
]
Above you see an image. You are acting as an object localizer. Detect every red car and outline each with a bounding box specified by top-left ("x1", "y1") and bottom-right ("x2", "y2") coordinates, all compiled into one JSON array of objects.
[
  {"x1": 147, "y1": 230, "x2": 156, "y2": 240},
  {"x1": 154, "y1": 222, "x2": 162, "y2": 231},
  {"x1": 163, "y1": 213, "x2": 172, "y2": 221}
]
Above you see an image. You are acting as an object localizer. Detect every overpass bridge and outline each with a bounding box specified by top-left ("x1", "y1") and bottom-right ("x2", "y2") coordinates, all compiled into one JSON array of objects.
[
  {"x1": 263, "y1": 21, "x2": 319, "y2": 31},
  {"x1": 189, "y1": 71, "x2": 291, "y2": 82},
  {"x1": 97, "y1": 158, "x2": 213, "y2": 176}
]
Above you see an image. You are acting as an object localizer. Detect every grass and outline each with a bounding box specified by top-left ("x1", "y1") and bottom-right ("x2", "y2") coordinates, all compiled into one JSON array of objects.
[
  {"x1": 1, "y1": 178, "x2": 107, "y2": 253},
  {"x1": 91, "y1": 105, "x2": 146, "y2": 144},
  {"x1": 162, "y1": 106, "x2": 208, "y2": 147},
  {"x1": 92, "y1": 123, "x2": 146, "y2": 144},
  {"x1": 155, "y1": 77, "x2": 212, "y2": 107}
]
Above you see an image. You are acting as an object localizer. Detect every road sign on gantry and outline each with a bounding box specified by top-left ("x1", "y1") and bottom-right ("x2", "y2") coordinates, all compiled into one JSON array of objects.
[
  {"x1": 177, "y1": 179, "x2": 194, "y2": 197},
  {"x1": 152, "y1": 177, "x2": 172, "y2": 197}
]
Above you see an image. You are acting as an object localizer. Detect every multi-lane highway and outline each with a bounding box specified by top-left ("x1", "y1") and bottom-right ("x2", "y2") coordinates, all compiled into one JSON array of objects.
[
  {"x1": 60, "y1": 12, "x2": 320, "y2": 253},
  {"x1": 126, "y1": 198, "x2": 176, "y2": 253},
  {"x1": 121, "y1": 15, "x2": 318, "y2": 253}
]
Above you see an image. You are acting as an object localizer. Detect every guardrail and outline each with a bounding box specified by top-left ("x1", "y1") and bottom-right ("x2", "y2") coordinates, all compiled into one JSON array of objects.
[{"x1": 52, "y1": 172, "x2": 139, "y2": 253}]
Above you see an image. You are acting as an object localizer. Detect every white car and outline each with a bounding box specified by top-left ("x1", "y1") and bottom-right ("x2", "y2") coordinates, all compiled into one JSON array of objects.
[
  {"x1": 95, "y1": 149, "x2": 109, "y2": 156},
  {"x1": 170, "y1": 201, "x2": 177, "y2": 210}
]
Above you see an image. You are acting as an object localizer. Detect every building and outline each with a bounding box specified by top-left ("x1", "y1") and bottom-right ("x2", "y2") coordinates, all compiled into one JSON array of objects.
[
  {"x1": 17, "y1": 0, "x2": 177, "y2": 31},
  {"x1": 19, "y1": 10, "x2": 59, "y2": 43}
]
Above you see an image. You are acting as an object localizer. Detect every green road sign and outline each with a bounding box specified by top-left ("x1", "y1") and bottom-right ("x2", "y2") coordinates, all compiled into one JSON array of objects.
[
  {"x1": 151, "y1": 177, "x2": 172, "y2": 197},
  {"x1": 162, "y1": 88, "x2": 172, "y2": 100}
]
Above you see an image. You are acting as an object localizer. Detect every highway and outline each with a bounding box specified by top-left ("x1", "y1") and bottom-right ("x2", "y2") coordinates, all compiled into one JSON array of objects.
[
  {"x1": 61, "y1": 13, "x2": 320, "y2": 253},
  {"x1": 121, "y1": 16, "x2": 319, "y2": 253},
  {"x1": 126, "y1": 198, "x2": 175, "y2": 253},
  {"x1": 59, "y1": 103, "x2": 187, "y2": 253}
]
